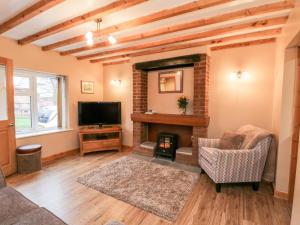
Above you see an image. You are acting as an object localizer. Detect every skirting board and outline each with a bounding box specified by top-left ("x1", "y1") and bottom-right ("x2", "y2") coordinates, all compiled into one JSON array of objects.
[
  {"x1": 42, "y1": 148, "x2": 79, "y2": 165},
  {"x1": 42, "y1": 145, "x2": 133, "y2": 165},
  {"x1": 122, "y1": 145, "x2": 133, "y2": 151},
  {"x1": 274, "y1": 191, "x2": 289, "y2": 200}
]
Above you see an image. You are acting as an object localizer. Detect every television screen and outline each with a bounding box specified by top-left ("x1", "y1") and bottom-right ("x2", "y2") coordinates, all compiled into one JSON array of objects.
[{"x1": 78, "y1": 102, "x2": 121, "y2": 126}]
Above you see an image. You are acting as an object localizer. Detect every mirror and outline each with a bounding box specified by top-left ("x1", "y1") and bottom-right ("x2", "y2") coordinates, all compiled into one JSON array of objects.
[{"x1": 159, "y1": 70, "x2": 183, "y2": 93}]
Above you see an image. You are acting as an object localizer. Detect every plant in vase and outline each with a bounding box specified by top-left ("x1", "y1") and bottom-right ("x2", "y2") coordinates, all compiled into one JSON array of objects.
[{"x1": 177, "y1": 96, "x2": 189, "y2": 115}]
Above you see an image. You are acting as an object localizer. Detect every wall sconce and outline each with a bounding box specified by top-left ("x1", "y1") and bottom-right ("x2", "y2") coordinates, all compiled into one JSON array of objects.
[
  {"x1": 110, "y1": 79, "x2": 121, "y2": 86},
  {"x1": 230, "y1": 70, "x2": 249, "y2": 81}
]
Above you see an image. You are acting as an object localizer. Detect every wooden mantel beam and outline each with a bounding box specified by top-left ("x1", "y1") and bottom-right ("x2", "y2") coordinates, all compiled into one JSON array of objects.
[
  {"x1": 60, "y1": 1, "x2": 293, "y2": 56},
  {"x1": 41, "y1": 0, "x2": 233, "y2": 51},
  {"x1": 0, "y1": 0, "x2": 64, "y2": 35},
  {"x1": 77, "y1": 17, "x2": 284, "y2": 60},
  {"x1": 90, "y1": 30, "x2": 281, "y2": 63},
  {"x1": 18, "y1": 0, "x2": 148, "y2": 45},
  {"x1": 131, "y1": 113, "x2": 210, "y2": 127}
]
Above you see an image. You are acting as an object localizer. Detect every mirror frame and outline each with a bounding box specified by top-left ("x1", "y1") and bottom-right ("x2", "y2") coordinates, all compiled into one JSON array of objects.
[{"x1": 158, "y1": 70, "x2": 183, "y2": 93}]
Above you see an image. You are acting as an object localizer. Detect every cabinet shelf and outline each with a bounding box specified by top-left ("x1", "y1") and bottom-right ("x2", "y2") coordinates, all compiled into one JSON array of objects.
[{"x1": 79, "y1": 126, "x2": 122, "y2": 156}]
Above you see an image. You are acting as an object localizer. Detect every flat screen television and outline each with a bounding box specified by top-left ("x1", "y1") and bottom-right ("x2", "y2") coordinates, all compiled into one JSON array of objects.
[{"x1": 78, "y1": 102, "x2": 121, "y2": 126}]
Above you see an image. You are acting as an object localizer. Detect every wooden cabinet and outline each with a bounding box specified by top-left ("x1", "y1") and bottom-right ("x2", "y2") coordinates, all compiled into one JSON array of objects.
[{"x1": 79, "y1": 127, "x2": 122, "y2": 156}]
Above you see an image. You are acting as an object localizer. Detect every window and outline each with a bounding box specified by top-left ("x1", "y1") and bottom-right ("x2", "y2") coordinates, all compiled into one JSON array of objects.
[{"x1": 14, "y1": 69, "x2": 67, "y2": 134}]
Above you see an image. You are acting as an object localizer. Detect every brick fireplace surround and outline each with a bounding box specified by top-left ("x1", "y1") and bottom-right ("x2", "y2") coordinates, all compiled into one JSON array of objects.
[{"x1": 131, "y1": 54, "x2": 210, "y2": 166}]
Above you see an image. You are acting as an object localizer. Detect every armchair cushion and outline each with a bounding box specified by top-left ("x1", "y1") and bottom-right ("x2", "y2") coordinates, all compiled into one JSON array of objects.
[{"x1": 219, "y1": 132, "x2": 245, "y2": 149}]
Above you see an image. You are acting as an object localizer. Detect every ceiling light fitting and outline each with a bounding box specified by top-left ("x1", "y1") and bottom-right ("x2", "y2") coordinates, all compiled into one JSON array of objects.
[{"x1": 85, "y1": 18, "x2": 117, "y2": 46}]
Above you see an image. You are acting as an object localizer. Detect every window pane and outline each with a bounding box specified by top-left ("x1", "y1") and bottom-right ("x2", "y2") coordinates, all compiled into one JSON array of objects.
[
  {"x1": 14, "y1": 76, "x2": 30, "y2": 89},
  {"x1": 37, "y1": 77, "x2": 58, "y2": 129},
  {"x1": 14, "y1": 96, "x2": 32, "y2": 129},
  {"x1": 0, "y1": 67, "x2": 8, "y2": 121}
]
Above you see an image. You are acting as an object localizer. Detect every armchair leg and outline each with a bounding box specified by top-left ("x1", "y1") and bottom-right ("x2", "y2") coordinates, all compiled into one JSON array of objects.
[
  {"x1": 216, "y1": 183, "x2": 221, "y2": 193},
  {"x1": 252, "y1": 182, "x2": 260, "y2": 191}
]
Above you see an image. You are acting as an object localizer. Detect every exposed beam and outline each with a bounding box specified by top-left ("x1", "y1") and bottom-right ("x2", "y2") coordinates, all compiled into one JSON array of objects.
[
  {"x1": 130, "y1": 29, "x2": 281, "y2": 56},
  {"x1": 42, "y1": 0, "x2": 233, "y2": 51},
  {"x1": 135, "y1": 54, "x2": 202, "y2": 71},
  {"x1": 78, "y1": 17, "x2": 285, "y2": 60},
  {"x1": 90, "y1": 29, "x2": 281, "y2": 63},
  {"x1": 91, "y1": 54, "x2": 131, "y2": 63},
  {"x1": 0, "y1": 0, "x2": 64, "y2": 34},
  {"x1": 61, "y1": 1, "x2": 293, "y2": 56},
  {"x1": 18, "y1": 0, "x2": 148, "y2": 45},
  {"x1": 210, "y1": 38, "x2": 276, "y2": 51},
  {"x1": 103, "y1": 59, "x2": 130, "y2": 66}
]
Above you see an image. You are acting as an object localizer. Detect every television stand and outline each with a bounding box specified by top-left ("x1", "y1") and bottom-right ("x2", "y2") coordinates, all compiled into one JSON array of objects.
[{"x1": 79, "y1": 126, "x2": 122, "y2": 156}]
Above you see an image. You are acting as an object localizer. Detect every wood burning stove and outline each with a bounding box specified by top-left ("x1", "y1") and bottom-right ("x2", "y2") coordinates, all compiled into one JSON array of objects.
[{"x1": 154, "y1": 132, "x2": 178, "y2": 161}]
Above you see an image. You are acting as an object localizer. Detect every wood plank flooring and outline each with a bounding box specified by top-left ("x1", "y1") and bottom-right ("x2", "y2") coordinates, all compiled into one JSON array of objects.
[{"x1": 7, "y1": 149, "x2": 291, "y2": 225}]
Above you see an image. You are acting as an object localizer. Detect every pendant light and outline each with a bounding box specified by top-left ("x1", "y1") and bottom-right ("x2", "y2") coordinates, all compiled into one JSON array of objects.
[{"x1": 85, "y1": 18, "x2": 117, "y2": 46}]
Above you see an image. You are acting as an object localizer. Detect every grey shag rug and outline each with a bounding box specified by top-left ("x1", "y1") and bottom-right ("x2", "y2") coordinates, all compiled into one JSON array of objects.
[
  {"x1": 104, "y1": 221, "x2": 124, "y2": 225},
  {"x1": 77, "y1": 156, "x2": 198, "y2": 221}
]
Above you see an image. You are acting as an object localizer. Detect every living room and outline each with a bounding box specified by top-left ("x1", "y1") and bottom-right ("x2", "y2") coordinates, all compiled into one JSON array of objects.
[{"x1": 0, "y1": 0, "x2": 300, "y2": 225}]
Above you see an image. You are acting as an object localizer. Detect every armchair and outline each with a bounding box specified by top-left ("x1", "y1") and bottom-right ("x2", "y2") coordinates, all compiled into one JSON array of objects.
[{"x1": 198, "y1": 136, "x2": 272, "y2": 192}]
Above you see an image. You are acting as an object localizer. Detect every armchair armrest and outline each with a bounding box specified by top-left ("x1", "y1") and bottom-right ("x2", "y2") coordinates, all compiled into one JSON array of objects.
[
  {"x1": 213, "y1": 145, "x2": 268, "y2": 183},
  {"x1": 0, "y1": 168, "x2": 6, "y2": 188},
  {"x1": 198, "y1": 138, "x2": 220, "y2": 148}
]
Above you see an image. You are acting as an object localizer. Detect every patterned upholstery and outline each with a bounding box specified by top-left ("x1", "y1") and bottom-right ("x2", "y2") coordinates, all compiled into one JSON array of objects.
[{"x1": 198, "y1": 137, "x2": 272, "y2": 184}]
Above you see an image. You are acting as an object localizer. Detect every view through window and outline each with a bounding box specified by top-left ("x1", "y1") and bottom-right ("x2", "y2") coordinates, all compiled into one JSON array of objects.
[{"x1": 14, "y1": 69, "x2": 66, "y2": 134}]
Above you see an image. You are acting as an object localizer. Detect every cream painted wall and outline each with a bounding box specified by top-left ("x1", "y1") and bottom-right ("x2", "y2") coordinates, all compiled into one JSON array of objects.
[
  {"x1": 102, "y1": 62, "x2": 133, "y2": 146},
  {"x1": 271, "y1": 0, "x2": 300, "y2": 195},
  {"x1": 148, "y1": 67, "x2": 194, "y2": 115},
  {"x1": 0, "y1": 36, "x2": 103, "y2": 157},
  {"x1": 275, "y1": 48, "x2": 298, "y2": 194},
  {"x1": 209, "y1": 43, "x2": 276, "y2": 137}
]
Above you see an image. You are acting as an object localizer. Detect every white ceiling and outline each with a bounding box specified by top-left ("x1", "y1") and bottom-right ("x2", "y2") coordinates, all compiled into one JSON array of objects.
[{"x1": 0, "y1": 0, "x2": 293, "y2": 62}]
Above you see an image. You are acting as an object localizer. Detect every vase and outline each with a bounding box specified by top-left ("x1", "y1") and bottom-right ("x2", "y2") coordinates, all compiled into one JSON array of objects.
[{"x1": 180, "y1": 108, "x2": 187, "y2": 115}]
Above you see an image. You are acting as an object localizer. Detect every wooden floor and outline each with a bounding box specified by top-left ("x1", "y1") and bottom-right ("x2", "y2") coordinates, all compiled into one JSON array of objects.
[{"x1": 7, "y1": 149, "x2": 291, "y2": 225}]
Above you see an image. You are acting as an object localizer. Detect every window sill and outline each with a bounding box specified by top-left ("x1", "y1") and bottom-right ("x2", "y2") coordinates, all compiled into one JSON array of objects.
[{"x1": 16, "y1": 128, "x2": 74, "y2": 139}]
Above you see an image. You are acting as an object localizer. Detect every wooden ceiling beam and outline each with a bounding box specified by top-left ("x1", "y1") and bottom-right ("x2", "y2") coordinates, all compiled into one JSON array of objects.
[
  {"x1": 130, "y1": 30, "x2": 281, "y2": 57},
  {"x1": 90, "y1": 30, "x2": 281, "y2": 63},
  {"x1": 103, "y1": 60, "x2": 130, "y2": 66},
  {"x1": 91, "y1": 54, "x2": 131, "y2": 63},
  {"x1": 18, "y1": 0, "x2": 148, "y2": 45},
  {"x1": 77, "y1": 17, "x2": 285, "y2": 60},
  {"x1": 61, "y1": 1, "x2": 293, "y2": 56},
  {"x1": 210, "y1": 38, "x2": 276, "y2": 51},
  {"x1": 42, "y1": 0, "x2": 233, "y2": 51},
  {"x1": 0, "y1": 0, "x2": 64, "y2": 34}
]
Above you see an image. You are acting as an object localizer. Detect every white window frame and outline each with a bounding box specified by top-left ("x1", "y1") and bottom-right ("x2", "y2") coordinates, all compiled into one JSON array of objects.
[{"x1": 14, "y1": 68, "x2": 67, "y2": 134}]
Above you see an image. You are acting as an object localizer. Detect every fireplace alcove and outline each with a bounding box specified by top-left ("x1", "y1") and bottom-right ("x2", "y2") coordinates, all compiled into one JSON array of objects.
[{"x1": 131, "y1": 54, "x2": 210, "y2": 166}]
